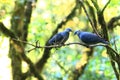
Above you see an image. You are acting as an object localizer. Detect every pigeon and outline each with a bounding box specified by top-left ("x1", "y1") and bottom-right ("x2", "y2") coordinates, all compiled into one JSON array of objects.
[
  {"x1": 74, "y1": 30, "x2": 109, "y2": 45},
  {"x1": 49, "y1": 28, "x2": 72, "y2": 45}
]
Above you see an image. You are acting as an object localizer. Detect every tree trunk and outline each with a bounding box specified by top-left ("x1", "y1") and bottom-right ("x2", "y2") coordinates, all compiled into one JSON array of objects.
[{"x1": 9, "y1": 1, "x2": 27, "y2": 80}]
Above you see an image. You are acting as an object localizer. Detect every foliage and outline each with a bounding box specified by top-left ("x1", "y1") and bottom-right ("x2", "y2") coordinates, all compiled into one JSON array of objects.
[{"x1": 0, "y1": 0, "x2": 120, "y2": 80}]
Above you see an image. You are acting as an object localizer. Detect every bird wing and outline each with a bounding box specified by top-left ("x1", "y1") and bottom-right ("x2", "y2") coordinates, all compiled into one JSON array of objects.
[
  {"x1": 80, "y1": 32, "x2": 101, "y2": 44},
  {"x1": 49, "y1": 32, "x2": 64, "y2": 44}
]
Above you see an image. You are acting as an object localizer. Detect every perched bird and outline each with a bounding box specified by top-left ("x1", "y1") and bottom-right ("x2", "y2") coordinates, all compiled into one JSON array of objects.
[
  {"x1": 74, "y1": 30, "x2": 109, "y2": 45},
  {"x1": 49, "y1": 28, "x2": 72, "y2": 45}
]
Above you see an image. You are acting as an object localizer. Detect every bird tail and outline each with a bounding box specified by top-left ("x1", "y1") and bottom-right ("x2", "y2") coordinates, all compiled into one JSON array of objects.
[{"x1": 102, "y1": 40, "x2": 109, "y2": 44}]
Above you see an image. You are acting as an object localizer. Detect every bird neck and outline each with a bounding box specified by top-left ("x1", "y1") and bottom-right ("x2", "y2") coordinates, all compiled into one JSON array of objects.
[
  {"x1": 78, "y1": 31, "x2": 82, "y2": 35},
  {"x1": 64, "y1": 31, "x2": 70, "y2": 33}
]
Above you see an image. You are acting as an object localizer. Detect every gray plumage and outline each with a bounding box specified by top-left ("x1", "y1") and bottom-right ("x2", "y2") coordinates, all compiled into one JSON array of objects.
[
  {"x1": 74, "y1": 30, "x2": 109, "y2": 45},
  {"x1": 49, "y1": 28, "x2": 72, "y2": 45}
]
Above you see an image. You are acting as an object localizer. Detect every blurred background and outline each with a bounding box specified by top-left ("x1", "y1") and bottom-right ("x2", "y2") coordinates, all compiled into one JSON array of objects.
[{"x1": 0, "y1": 0, "x2": 120, "y2": 80}]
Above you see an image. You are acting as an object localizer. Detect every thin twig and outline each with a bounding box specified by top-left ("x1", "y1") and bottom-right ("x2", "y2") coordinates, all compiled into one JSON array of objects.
[
  {"x1": 101, "y1": 0, "x2": 111, "y2": 14},
  {"x1": 12, "y1": 38, "x2": 111, "y2": 48},
  {"x1": 12, "y1": 38, "x2": 111, "y2": 49},
  {"x1": 91, "y1": 0, "x2": 100, "y2": 12},
  {"x1": 55, "y1": 60, "x2": 68, "y2": 73},
  {"x1": 28, "y1": 47, "x2": 36, "y2": 52},
  {"x1": 12, "y1": 38, "x2": 89, "y2": 48},
  {"x1": 13, "y1": 38, "x2": 120, "y2": 63},
  {"x1": 12, "y1": 38, "x2": 36, "y2": 47},
  {"x1": 13, "y1": 38, "x2": 119, "y2": 57},
  {"x1": 13, "y1": 38, "x2": 119, "y2": 55}
]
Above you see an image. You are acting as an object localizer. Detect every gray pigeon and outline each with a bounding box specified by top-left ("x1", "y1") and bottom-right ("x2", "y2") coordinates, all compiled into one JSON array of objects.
[
  {"x1": 49, "y1": 28, "x2": 72, "y2": 45},
  {"x1": 74, "y1": 30, "x2": 109, "y2": 45}
]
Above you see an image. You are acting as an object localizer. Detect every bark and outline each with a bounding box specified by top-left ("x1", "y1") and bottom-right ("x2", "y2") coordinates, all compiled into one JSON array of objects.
[
  {"x1": 9, "y1": 0, "x2": 43, "y2": 80},
  {"x1": 9, "y1": 1, "x2": 26, "y2": 80}
]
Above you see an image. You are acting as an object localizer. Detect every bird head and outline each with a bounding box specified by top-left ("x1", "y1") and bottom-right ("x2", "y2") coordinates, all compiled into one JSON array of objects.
[
  {"x1": 74, "y1": 30, "x2": 80, "y2": 35},
  {"x1": 65, "y1": 28, "x2": 72, "y2": 32}
]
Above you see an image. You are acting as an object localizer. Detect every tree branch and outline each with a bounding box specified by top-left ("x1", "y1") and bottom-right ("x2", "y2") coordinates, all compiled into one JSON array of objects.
[
  {"x1": 12, "y1": 38, "x2": 120, "y2": 57},
  {"x1": 78, "y1": 0, "x2": 101, "y2": 38},
  {"x1": 21, "y1": 53, "x2": 43, "y2": 80},
  {"x1": 108, "y1": 15, "x2": 120, "y2": 30},
  {"x1": 91, "y1": 0, "x2": 100, "y2": 12},
  {"x1": 91, "y1": 0, "x2": 109, "y2": 40},
  {"x1": 0, "y1": 22, "x2": 17, "y2": 38},
  {"x1": 13, "y1": 38, "x2": 113, "y2": 49},
  {"x1": 101, "y1": 0, "x2": 111, "y2": 14},
  {"x1": 85, "y1": 1, "x2": 97, "y2": 28},
  {"x1": 0, "y1": 23, "x2": 43, "y2": 80},
  {"x1": 55, "y1": 60, "x2": 68, "y2": 73}
]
